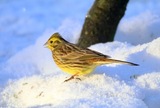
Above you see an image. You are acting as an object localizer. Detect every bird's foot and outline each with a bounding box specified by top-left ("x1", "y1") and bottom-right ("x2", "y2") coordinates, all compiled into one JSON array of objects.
[
  {"x1": 64, "y1": 74, "x2": 81, "y2": 82},
  {"x1": 64, "y1": 75, "x2": 75, "y2": 82},
  {"x1": 75, "y1": 78, "x2": 81, "y2": 81}
]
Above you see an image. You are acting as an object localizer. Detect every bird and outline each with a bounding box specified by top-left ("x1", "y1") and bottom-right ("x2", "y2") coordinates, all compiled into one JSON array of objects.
[{"x1": 44, "y1": 32, "x2": 139, "y2": 82}]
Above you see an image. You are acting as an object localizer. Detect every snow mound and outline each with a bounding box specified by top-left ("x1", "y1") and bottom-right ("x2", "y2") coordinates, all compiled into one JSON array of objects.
[
  {"x1": 146, "y1": 38, "x2": 160, "y2": 58},
  {"x1": 1, "y1": 74, "x2": 146, "y2": 108},
  {"x1": 135, "y1": 72, "x2": 160, "y2": 108}
]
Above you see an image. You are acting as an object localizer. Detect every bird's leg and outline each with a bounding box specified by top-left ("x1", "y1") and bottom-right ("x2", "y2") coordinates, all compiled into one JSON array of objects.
[
  {"x1": 75, "y1": 78, "x2": 81, "y2": 81},
  {"x1": 64, "y1": 76, "x2": 75, "y2": 82},
  {"x1": 64, "y1": 73, "x2": 79, "y2": 82}
]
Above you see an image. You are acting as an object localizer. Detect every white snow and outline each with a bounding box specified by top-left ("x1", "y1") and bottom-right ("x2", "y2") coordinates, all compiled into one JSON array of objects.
[
  {"x1": 115, "y1": 0, "x2": 160, "y2": 45},
  {"x1": 0, "y1": 0, "x2": 160, "y2": 108}
]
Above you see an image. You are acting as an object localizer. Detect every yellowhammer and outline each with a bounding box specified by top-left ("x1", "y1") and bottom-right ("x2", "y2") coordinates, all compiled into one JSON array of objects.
[{"x1": 44, "y1": 32, "x2": 138, "y2": 82}]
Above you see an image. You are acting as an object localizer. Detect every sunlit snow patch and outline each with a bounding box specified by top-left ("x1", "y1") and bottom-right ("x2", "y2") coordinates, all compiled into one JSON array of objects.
[{"x1": 1, "y1": 74, "x2": 146, "y2": 108}]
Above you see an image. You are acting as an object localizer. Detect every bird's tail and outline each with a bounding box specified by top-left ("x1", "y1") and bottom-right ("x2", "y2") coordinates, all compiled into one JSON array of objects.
[{"x1": 95, "y1": 58, "x2": 139, "y2": 66}]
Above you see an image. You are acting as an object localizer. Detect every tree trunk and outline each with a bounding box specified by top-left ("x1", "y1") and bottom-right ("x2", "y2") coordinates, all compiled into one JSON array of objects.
[{"x1": 77, "y1": 0, "x2": 129, "y2": 48}]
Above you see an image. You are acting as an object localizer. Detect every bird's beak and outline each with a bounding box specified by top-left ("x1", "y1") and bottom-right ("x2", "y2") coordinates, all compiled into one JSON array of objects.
[{"x1": 44, "y1": 42, "x2": 48, "y2": 48}]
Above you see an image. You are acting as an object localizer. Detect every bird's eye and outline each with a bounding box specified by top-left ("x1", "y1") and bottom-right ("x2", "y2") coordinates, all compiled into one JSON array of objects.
[{"x1": 50, "y1": 41, "x2": 53, "y2": 43}]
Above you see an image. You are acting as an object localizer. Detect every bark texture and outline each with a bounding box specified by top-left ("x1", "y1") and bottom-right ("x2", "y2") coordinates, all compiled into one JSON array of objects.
[{"x1": 77, "y1": 0, "x2": 129, "y2": 48}]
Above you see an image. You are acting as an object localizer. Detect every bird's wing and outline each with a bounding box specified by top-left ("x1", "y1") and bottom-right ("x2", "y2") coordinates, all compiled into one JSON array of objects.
[{"x1": 57, "y1": 43, "x2": 110, "y2": 60}]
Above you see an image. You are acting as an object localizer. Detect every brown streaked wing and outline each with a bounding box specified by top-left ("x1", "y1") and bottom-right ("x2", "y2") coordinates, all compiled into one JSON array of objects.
[{"x1": 58, "y1": 43, "x2": 110, "y2": 60}]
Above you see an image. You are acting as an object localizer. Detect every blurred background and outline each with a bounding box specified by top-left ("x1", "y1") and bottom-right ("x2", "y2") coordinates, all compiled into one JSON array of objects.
[{"x1": 0, "y1": 0, "x2": 160, "y2": 64}]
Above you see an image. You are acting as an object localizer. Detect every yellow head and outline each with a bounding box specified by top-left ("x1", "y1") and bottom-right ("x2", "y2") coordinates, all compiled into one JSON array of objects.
[{"x1": 44, "y1": 32, "x2": 66, "y2": 51}]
